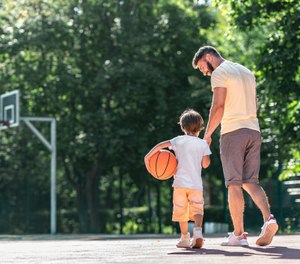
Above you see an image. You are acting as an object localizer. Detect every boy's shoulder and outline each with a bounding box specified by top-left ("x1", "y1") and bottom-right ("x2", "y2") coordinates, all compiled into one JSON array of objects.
[{"x1": 172, "y1": 135, "x2": 207, "y2": 144}]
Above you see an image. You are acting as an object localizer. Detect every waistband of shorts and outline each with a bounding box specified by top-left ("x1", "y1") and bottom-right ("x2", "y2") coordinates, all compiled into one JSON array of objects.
[{"x1": 221, "y1": 128, "x2": 261, "y2": 137}]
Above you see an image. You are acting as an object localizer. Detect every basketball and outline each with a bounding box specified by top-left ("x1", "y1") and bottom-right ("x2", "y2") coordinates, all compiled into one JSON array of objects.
[{"x1": 148, "y1": 150, "x2": 177, "y2": 180}]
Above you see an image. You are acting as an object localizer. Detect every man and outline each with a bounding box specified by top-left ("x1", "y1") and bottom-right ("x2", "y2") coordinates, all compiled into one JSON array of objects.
[{"x1": 192, "y1": 46, "x2": 278, "y2": 246}]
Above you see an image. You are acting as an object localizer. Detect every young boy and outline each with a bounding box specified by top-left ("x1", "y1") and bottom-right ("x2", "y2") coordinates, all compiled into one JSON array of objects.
[{"x1": 144, "y1": 109, "x2": 211, "y2": 248}]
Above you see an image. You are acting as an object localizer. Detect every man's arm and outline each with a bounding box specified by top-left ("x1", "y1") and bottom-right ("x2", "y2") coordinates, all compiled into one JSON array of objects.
[
  {"x1": 256, "y1": 97, "x2": 258, "y2": 111},
  {"x1": 204, "y1": 87, "x2": 227, "y2": 145}
]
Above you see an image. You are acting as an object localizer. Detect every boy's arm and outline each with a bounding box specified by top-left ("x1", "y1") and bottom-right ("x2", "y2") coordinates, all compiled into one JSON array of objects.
[
  {"x1": 144, "y1": 140, "x2": 172, "y2": 173},
  {"x1": 202, "y1": 155, "x2": 211, "y2": 169}
]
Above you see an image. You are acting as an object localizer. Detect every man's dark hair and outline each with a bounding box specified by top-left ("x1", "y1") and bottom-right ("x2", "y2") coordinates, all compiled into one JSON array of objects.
[{"x1": 192, "y1": 46, "x2": 221, "y2": 69}]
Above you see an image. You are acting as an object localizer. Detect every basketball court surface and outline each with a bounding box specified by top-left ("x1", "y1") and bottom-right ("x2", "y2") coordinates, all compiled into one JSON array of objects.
[{"x1": 1, "y1": 234, "x2": 299, "y2": 263}]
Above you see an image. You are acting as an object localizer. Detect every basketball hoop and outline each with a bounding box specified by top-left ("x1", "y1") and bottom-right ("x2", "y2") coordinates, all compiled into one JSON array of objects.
[{"x1": 0, "y1": 90, "x2": 19, "y2": 130}]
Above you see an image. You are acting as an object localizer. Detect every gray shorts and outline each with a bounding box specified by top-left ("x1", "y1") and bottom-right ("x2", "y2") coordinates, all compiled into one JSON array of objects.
[{"x1": 220, "y1": 128, "x2": 261, "y2": 187}]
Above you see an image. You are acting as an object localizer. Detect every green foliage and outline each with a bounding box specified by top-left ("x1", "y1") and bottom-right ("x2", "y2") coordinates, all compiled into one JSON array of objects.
[
  {"x1": 0, "y1": 0, "x2": 220, "y2": 233},
  {"x1": 2, "y1": 0, "x2": 297, "y2": 234},
  {"x1": 279, "y1": 149, "x2": 300, "y2": 181},
  {"x1": 216, "y1": 0, "x2": 300, "y2": 180},
  {"x1": 215, "y1": 0, "x2": 300, "y2": 231}
]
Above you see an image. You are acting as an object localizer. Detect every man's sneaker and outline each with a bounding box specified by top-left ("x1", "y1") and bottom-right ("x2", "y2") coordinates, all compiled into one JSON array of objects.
[
  {"x1": 176, "y1": 232, "x2": 191, "y2": 248},
  {"x1": 190, "y1": 227, "x2": 204, "y2": 248},
  {"x1": 221, "y1": 232, "x2": 249, "y2": 246},
  {"x1": 256, "y1": 214, "x2": 278, "y2": 246}
]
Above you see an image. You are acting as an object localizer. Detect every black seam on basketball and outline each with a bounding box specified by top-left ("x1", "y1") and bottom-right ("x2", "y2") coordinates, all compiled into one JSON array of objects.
[
  {"x1": 155, "y1": 151, "x2": 160, "y2": 177},
  {"x1": 158, "y1": 152, "x2": 170, "y2": 179}
]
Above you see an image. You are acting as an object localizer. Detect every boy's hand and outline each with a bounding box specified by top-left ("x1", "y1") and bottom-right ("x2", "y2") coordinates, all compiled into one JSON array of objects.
[{"x1": 144, "y1": 157, "x2": 151, "y2": 174}]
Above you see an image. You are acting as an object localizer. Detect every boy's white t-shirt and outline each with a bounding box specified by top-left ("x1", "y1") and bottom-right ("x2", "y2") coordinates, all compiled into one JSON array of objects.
[
  {"x1": 170, "y1": 135, "x2": 211, "y2": 191},
  {"x1": 211, "y1": 60, "x2": 260, "y2": 135}
]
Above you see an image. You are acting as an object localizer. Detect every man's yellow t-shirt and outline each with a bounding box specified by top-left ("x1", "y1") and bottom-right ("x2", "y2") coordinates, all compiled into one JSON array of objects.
[{"x1": 211, "y1": 60, "x2": 260, "y2": 135}]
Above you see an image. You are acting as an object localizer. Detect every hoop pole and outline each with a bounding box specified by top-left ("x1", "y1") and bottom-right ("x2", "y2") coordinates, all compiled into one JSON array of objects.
[
  {"x1": 50, "y1": 119, "x2": 57, "y2": 234},
  {"x1": 20, "y1": 117, "x2": 57, "y2": 234}
]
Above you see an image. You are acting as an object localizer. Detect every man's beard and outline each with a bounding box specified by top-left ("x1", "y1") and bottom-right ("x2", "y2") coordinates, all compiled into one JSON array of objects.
[{"x1": 205, "y1": 61, "x2": 214, "y2": 76}]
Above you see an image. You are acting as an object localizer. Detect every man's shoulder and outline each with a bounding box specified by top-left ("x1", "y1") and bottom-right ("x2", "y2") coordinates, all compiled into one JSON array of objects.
[
  {"x1": 224, "y1": 60, "x2": 253, "y2": 74},
  {"x1": 218, "y1": 60, "x2": 238, "y2": 71},
  {"x1": 213, "y1": 60, "x2": 253, "y2": 78},
  {"x1": 212, "y1": 60, "x2": 231, "y2": 77}
]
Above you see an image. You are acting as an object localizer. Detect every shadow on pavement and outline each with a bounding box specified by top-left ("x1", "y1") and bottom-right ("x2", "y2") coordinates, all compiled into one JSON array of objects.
[
  {"x1": 169, "y1": 246, "x2": 300, "y2": 260},
  {"x1": 249, "y1": 246, "x2": 300, "y2": 260},
  {"x1": 169, "y1": 248, "x2": 254, "y2": 257}
]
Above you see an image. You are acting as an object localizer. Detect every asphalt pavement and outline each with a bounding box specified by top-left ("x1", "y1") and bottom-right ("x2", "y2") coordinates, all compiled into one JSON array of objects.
[{"x1": 0, "y1": 234, "x2": 299, "y2": 263}]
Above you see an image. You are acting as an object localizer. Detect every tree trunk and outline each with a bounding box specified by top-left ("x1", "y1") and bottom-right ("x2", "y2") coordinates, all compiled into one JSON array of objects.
[
  {"x1": 156, "y1": 184, "x2": 162, "y2": 233},
  {"x1": 86, "y1": 167, "x2": 100, "y2": 233},
  {"x1": 76, "y1": 184, "x2": 89, "y2": 233}
]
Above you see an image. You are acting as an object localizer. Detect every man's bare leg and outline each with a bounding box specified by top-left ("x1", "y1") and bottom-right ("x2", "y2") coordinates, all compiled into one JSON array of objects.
[
  {"x1": 243, "y1": 183, "x2": 278, "y2": 246},
  {"x1": 228, "y1": 184, "x2": 244, "y2": 236},
  {"x1": 242, "y1": 183, "x2": 270, "y2": 221}
]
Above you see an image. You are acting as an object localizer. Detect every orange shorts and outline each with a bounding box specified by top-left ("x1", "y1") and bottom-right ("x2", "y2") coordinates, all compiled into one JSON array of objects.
[{"x1": 172, "y1": 187, "x2": 204, "y2": 222}]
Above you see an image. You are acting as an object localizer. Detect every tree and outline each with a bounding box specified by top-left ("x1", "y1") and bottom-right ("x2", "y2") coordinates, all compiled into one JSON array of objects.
[
  {"x1": 0, "y1": 0, "x2": 220, "y2": 233},
  {"x1": 215, "y1": 0, "x2": 300, "y2": 180}
]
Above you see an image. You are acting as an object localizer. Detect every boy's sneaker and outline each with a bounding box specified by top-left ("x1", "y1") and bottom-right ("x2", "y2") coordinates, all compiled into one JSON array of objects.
[
  {"x1": 190, "y1": 227, "x2": 204, "y2": 248},
  {"x1": 256, "y1": 214, "x2": 278, "y2": 246},
  {"x1": 176, "y1": 232, "x2": 191, "y2": 248},
  {"x1": 221, "y1": 232, "x2": 249, "y2": 246}
]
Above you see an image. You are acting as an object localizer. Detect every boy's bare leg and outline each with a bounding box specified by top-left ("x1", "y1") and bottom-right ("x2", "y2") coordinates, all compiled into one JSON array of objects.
[
  {"x1": 228, "y1": 185, "x2": 244, "y2": 236},
  {"x1": 191, "y1": 214, "x2": 204, "y2": 248},
  {"x1": 194, "y1": 214, "x2": 203, "y2": 228},
  {"x1": 176, "y1": 221, "x2": 190, "y2": 248},
  {"x1": 179, "y1": 221, "x2": 188, "y2": 235}
]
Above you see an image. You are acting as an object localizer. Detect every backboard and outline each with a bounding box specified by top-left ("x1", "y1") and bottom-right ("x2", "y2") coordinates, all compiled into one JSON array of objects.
[{"x1": 0, "y1": 90, "x2": 20, "y2": 130}]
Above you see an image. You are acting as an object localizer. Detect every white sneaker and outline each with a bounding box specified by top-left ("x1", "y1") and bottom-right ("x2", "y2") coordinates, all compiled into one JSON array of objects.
[
  {"x1": 256, "y1": 214, "x2": 278, "y2": 246},
  {"x1": 190, "y1": 227, "x2": 204, "y2": 248},
  {"x1": 221, "y1": 232, "x2": 249, "y2": 246},
  {"x1": 176, "y1": 232, "x2": 191, "y2": 248}
]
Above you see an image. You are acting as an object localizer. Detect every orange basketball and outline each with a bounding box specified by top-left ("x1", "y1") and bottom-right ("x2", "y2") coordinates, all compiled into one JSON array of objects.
[{"x1": 148, "y1": 150, "x2": 177, "y2": 180}]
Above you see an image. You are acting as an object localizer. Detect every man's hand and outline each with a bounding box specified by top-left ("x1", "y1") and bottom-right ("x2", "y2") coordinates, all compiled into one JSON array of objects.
[{"x1": 204, "y1": 134, "x2": 212, "y2": 146}]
